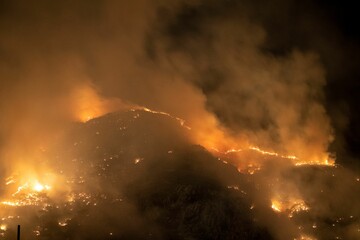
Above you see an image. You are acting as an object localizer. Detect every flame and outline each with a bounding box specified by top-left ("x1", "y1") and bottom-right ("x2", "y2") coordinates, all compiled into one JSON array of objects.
[
  {"x1": 1, "y1": 170, "x2": 56, "y2": 207},
  {"x1": 271, "y1": 198, "x2": 310, "y2": 217},
  {"x1": 130, "y1": 107, "x2": 191, "y2": 130},
  {"x1": 33, "y1": 182, "x2": 51, "y2": 192},
  {"x1": 0, "y1": 225, "x2": 6, "y2": 231},
  {"x1": 196, "y1": 117, "x2": 334, "y2": 169},
  {"x1": 271, "y1": 199, "x2": 282, "y2": 212},
  {"x1": 0, "y1": 88, "x2": 339, "y2": 239},
  {"x1": 1, "y1": 182, "x2": 50, "y2": 206},
  {"x1": 58, "y1": 218, "x2": 71, "y2": 227},
  {"x1": 66, "y1": 84, "x2": 334, "y2": 169},
  {"x1": 1, "y1": 201, "x2": 23, "y2": 207},
  {"x1": 224, "y1": 146, "x2": 298, "y2": 164},
  {"x1": 222, "y1": 144, "x2": 334, "y2": 171},
  {"x1": 11, "y1": 180, "x2": 51, "y2": 196},
  {"x1": 295, "y1": 157, "x2": 335, "y2": 166},
  {"x1": 248, "y1": 146, "x2": 298, "y2": 160}
]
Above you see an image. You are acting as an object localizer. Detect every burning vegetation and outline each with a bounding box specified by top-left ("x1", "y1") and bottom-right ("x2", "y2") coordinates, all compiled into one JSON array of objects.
[
  {"x1": 0, "y1": 0, "x2": 359, "y2": 240},
  {"x1": 0, "y1": 109, "x2": 358, "y2": 239}
]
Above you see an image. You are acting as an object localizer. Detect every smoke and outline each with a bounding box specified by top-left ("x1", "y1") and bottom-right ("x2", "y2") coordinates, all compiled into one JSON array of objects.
[
  {"x1": 0, "y1": 0, "x2": 359, "y2": 239},
  {"x1": 0, "y1": 0, "x2": 335, "y2": 169},
  {"x1": 149, "y1": 1, "x2": 335, "y2": 164}
]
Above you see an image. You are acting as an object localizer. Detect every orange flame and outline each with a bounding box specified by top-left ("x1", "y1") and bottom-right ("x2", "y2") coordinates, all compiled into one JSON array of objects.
[{"x1": 67, "y1": 84, "x2": 335, "y2": 169}]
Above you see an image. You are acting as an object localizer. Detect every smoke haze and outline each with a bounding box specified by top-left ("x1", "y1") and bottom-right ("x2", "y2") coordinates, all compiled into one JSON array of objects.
[
  {"x1": 0, "y1": 0, "x2": 336, "y2": 167},
  {"x1": 0, "y1": 0, "x2": 359, "y2": 239}
]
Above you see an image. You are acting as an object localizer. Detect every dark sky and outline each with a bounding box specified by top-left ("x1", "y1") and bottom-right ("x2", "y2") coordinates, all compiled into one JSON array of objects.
[
  {"x1": 312, "y1": 0, "x2": 360, "y2": 168},
  {"x1": 253, "y1": 0, "x2": 360, "y2": 168}
]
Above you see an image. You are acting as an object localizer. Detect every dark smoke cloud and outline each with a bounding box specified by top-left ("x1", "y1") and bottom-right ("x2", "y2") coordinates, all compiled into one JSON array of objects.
[
  {"x1": 148, "y1": 1, "x2": 334, "y2": 163},
  {"x1": 0, "y1": 0, "x2": 355, "y2": 165}
]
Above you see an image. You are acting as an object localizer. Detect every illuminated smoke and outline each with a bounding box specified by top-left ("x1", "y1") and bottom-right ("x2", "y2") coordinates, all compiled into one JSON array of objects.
[
  {"x1": 0, "y1": 0, "x2": 334, "y2": 175},
  {"x1": 0, "y1": 1, "x2": 358, "y2": 240},
  {"x1": 69, "y1": 83, "x2": 125, "y2": 123}
]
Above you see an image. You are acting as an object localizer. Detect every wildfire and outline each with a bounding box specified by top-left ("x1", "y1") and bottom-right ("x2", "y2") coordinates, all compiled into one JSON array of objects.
[
  {"x1": 68, "y1": 84, "x2": 334, "y2": 170},
  {"x1": 71, "y1": 84, "x2": 193, "y2": 134},
  {"x1": 243, "y1": 164, "x2": 262, "y2": 175},
  {"x1": 131, "y1": 107, "x2": 191, "y2": 130},
  {"x1": 0, "y1": 103, "x2": 346, "y2": 240},
  {"x1": 271, "y1": 198, "x2": 310, "y2": 217},
  {"x1": 248, "y1": 146, "x2": 298, "y2": 160},
  {"x1": 271, "y1": 199, "x2": 282, "y2": 212},
  {"x1": 224, "y1": 145, "x2": 335, "y2": 166},
  {"x1": 33, "y1": 182, "x2": 51, "y2": 192},
  {"x1": 11, "y1": 181, "x2": 51, "y2": 196},
  {"x1": 221, "y1": 144, "x2": 334, "y2": 173},
  {"x1": 1, "y1": 174, "x2": 53, "y2": 207},
  {"x1": 295, "y1": 158, "x2": 335, "y2": 166}
]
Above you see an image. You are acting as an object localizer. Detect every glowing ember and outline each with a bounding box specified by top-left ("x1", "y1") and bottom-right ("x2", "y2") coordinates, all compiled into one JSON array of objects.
[
  {"x1": 271, "y1": 199, "x2": 282, "y2": 212},
  {"x1": 58, "y1": 222, "x2": 67, "y2": 227},
  {"x1": 134, "y1": 158, "x2": 143, "y2": 164},
  {"x1": 271, "y1": 198, "x2": 310, "y2": 217},
  {"x1": 295, "y1": 158, "x2": 335, "y2": 166},
  {"x1": 289, "y1": 202, "x2": 310, "y2": 218},
  {"x1": 33, "y1": 182, "x2": 51, "y2": 192},
  {"x1": 0, "y1": 174, "x2": 53, "y2": 208},
  {"x1": 131, "y1": 107, "x2": 191, "y2": 130},
  {"x1": 1, "y1": 201, "x2": 22, "y2": 206},
  {"x1": 0, "y1": 108, "x2": 355, "y2": 240},
  {"x1": 248, "y1": 146, "x2": 298, "y2": 160},
  {"x1": 243, "y1": 164, "x2": 262, "y2": 175},
  {"x1": 58, "y1": 219, "x2": 69, "y2": 227},
  {"x1": 12, "y1": 181, "x2": 51, "y2": 195},
  {"x1": 294, "y1": 235, "x2": 317, "y2": 240},
  {"x1": 72, "y1": 96, "x2": 335, "y2": 170},
  {"x1": 221, "y1": 144, "x2": 336, "y2": 170},
  {"x1": 5, "y1": 177, "x2": 15, "y2": 185}
]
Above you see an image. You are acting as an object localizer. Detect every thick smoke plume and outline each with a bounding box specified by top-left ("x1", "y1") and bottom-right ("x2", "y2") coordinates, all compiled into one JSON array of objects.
[
  {"x1": 0, "y1": 0, "x2": 359, "y2": 240},
  {"x1": 150, "y1": 4, "x2": 334, "y2": 164},
  {"x1": 0, "y1": 0, "x2": 334, "y2": 169}
]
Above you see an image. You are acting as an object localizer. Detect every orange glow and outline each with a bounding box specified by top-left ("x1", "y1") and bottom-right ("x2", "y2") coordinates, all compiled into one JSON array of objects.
[
  {"x1": 71, "y1": 84, "x2": 124, "y2": 123},
  {"x1": 294, "y1": 235, "x2": 317, "y2": 240},
  {"x1": 271, "y1": 199, "x2": 282, "y2": 212},
  {"x1": 220, "y1": 144, "x2": 334, "y2": 171},
  {"x1": 271, "y1": 197, "x2": 310, "y2": 217},
  {"x1": 130, "y1": 107, "x2": 191, "y2": 130},
  {"x1": 187, "y1": 112, "x2": 335, "y2": 169},
  {"x1": 295, "y1": 157, "x2": 335, "y2": 166},
  {"x1": 66, "y1": 84, "x2": 335, "y2": 169},
  {"x1": 248, "y1": 146, "x2": 297, "y2": 160},
  {"x1": 0, "y1": 169, "x2": 57, "y2": 207},
  {"x1": 33, "y1": 182, "x2": 51, "y2": 192}
]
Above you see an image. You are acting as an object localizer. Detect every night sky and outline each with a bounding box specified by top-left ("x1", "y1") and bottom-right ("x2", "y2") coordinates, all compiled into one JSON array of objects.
[{"x1": 302, "y1": 0, "x2": 360, "y2": 169}]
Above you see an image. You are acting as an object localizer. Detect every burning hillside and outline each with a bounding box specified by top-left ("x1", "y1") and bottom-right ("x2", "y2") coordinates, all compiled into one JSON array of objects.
[
  {"x1": 0, "y1": 1, "x2": 360, "y2": 240},
  {"x1": 0, "y1": 110, "x2": 359, "y2": 239}
]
